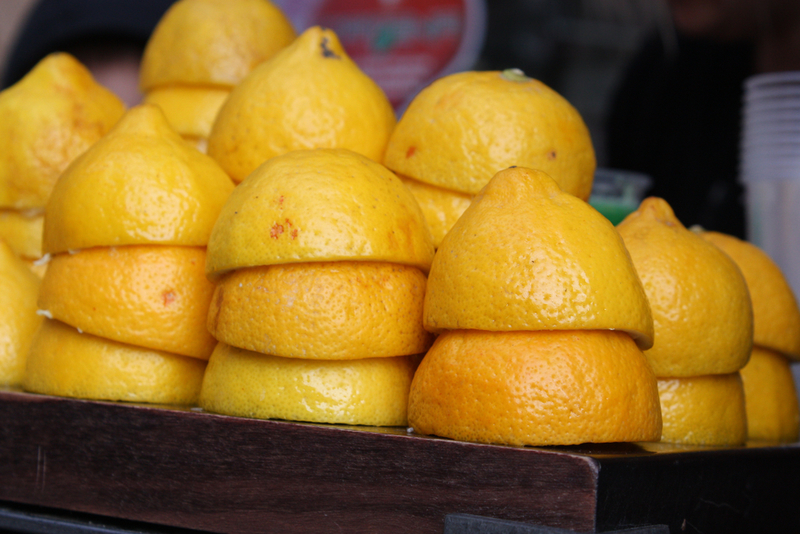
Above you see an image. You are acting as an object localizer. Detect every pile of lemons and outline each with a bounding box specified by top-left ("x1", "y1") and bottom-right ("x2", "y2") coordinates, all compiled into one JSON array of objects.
[{"x1": 1, "y1": 0, "x2": 799, "y2": 448}]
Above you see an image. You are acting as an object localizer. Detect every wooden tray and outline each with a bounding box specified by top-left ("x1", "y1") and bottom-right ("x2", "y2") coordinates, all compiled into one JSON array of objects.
[{"x1": 2, "y1": 387, "x2": 799, "y2": 534}]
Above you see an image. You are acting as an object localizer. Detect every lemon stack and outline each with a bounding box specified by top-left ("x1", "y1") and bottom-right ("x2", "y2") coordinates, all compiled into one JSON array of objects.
[
  {"x1": 408, "y1": 166, "x2": 661, "y2": 447},
  {"x1": 0, "y1": 53, "x2": 125, "y2": 272},
  {"x1": 0, "y1": 53, "x2": 124, "y2": 387},
  {"x1": 140, "y1": 0, "x2": 296, "y2": 152},
  {"x1": 0, "y1": 242, "x2": 41, "y2": 386},
  {"x1": 207, "y1": 26, "x2": 396, "y2": 183},
  {"x1": 383, "y1": 69, "x2": 596, "y2": 247},
  {"x1": 617, "y1": 198, "x2": 753, "y2": 446},
  {"x1": 699, "y1": 230, "x2": 800, "y2": 442},
  {"x1": 23, "y1": 105, "x2": 235, "y2": 405},
  {"x1": 199, "y1": 148, "x2": 435, "y2": 426}
]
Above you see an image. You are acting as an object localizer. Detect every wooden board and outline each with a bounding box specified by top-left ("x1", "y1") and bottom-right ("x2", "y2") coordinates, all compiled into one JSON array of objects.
[{"x1": 1, "y1": 388, "x2": 799, "y2": 534}]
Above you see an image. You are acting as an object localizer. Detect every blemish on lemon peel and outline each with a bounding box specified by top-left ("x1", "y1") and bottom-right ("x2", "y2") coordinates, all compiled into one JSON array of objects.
[
  {"x1": 162, "y1": 290, "x2": 176, "y2": 306},
  {"x1": 320, "y1": 37, "x2": 340, "y2": 59},
  {"x1": 406, "y1": 146, "x2": 416, "y2": 158}
]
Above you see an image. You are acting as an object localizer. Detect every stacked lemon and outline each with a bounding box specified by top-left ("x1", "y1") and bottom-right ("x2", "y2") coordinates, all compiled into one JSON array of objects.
[
  {"x1": 207, "y1": 26, "x2": 396, "y2": 183},
  {"x1": 23, "y1": 105, "x2": 235, "y2": 405},
  {"x1": 0, "y1": 241, "x2": 42, "y2": 386},
  {"x1": 698, "y1": 230, "x2": 800, "y2": 442},
  {"x1": 617, "y1": 198, "x2": 753, "y2": 446},
  {"x1": 140, "y1": 0, "x2": 296, "y2": 151},
  {"x1": 383, "y1": 69, "x2": 596, "y2": 247},
  {"x1": 0, "y1": 53, "x2": 124, "y2": 386},
  {"x1": 199, "y1": 148, "x2": 435, "y2": 426},
  {"x1": 408, "y1": 166, "x2": 661, "y2": 447},
  {"x1": 0, "y1": 53, "x2": 125, "y2": 271}
]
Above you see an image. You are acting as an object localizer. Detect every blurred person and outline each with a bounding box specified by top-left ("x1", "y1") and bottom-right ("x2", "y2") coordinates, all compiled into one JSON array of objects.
[
  {"x1": 1, "y1": 0, "x2": 176, "y2": 106},
  {"x1": 605, "y1": 0, "x2": 800, "y2": 238}
]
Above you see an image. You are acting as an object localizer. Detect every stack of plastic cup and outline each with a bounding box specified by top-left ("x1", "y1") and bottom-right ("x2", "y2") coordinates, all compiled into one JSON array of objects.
[{"x1": 740, "y1": 71, "x2": 800, "y2": 299}]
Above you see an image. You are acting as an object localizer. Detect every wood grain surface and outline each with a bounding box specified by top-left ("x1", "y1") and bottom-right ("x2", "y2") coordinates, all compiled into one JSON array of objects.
[
  {"x1": 0, "y1": 389, "x2": 599, "y2": 533},
  {"x1": 2, "y1": 388, "x2": 800, "y2": 534}
]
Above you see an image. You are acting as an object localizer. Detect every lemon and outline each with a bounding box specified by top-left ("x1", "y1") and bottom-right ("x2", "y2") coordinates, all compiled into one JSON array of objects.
[
  {"x1": 24, "y1": 318, "x2": 206, "y2": 404},
  {"x1": 740, "y1": 346, "x2": 800, "y2": 442},
  {"x1": 0, "y1": 53, "x2": 125, "y2": 210},
  {"x1": 43, "y1": 104, "x2": 235, "y2": 255},
  {"x1": 383, "y1": 69, "x2": 595, "y2": 245},
  {"x1": 657, "y1": 373, "x2": 748, "y2": 446},
  {"x1": 385, "y1": 70, "x2": 596, "y2": 198},
  {"x1": 0, "y1": 209, "x2": 43, "y2": 261},
  {"x1": 207, "y1": 26, "x2": 396, "y2": 182},
  {"x1": 408, "y1": 329, "x2": 661, "y2": 447},
  {"x1": 424, "y1": 166, "x2": 654, "y2": 349},
  {"x1": 140, "y1": 0, "x2": 295, "y2": 89},
  {"x1": 0, "y1": 240, "x2": 42, "y2": 386},
  {"x1": 199, "y1": 343, "x2": 418, "y2": 426},
  {"x1": 617, "y1": 198, "x2": 753, "y2": 377},
  {"x1": 205, "y1": 148, "x2": 434, "y2": 279},
  {"x1": 38, "y1": 245, "x2": 217, "y2": 360},
  {"x1": 140, "y1": 0, "x2": 296, "y2": 148},
  {"x1": 208, "y1": 261, "x2": 432, "y2": 359},
  {"x1": 397, "y1": 176, "x2": 473, "y2": 248},
  {"x1": 698, "y1": 230, "x2": 800, "y2": 359},
  {"x1": 143, "y1": 86, "x2": 230, "y2": 150}
]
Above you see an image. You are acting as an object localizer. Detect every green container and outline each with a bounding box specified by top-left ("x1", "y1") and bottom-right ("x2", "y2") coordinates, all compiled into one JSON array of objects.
[{"x1": 589, "y1": 168, "x2": 652, "y2": 225}]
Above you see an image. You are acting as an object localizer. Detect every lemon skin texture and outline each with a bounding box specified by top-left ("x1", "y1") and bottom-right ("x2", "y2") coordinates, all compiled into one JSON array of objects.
[
  {"x1": 25, "y1": 319, "x2": 206, "y2": 405},
  {"x1": 200, "y1": 342, "x2": 419, "y2": 426},
  {"x1": 408, "y1": 329, "x2": 661, "y2": 447},
  {"x1": 424, "y1": 166, "x2": 653, "y2": 350}
]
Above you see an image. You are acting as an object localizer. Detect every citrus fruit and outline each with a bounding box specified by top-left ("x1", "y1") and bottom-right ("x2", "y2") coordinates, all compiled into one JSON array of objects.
[
  {"x1": 698, "y1": 230, "x2": 800, "y2": 359},
  {"x1": 143, "y1": 86, "x2": 231, "y2": 151},
  {"x1": 408, "y1": 329, "x2": 661, "y2": 447},
  {"x1": 657, "y1": 373, "x2": 748, "y2": 446},
  {"x1": 0, "y1": 240, "x2": 42, "y2": 386},
  {"x1": 383, "y1": 69, "x2": 596, "y2": 199},
  {"x1": 43, "y1": 104, "x2": 234, "y2": 255},
  {"x1": 208, "y1": 261, "x2": 432, "y2": 359},
  {"x1": 140, "y1": 0, "x2": 296, "y2": 90},
  {"x1": 740, "y1": 345, "x2": 799, "y2": 442},
  {"x1": 24, "y1": 318, "x2": 206, "y2": 405},
  {"x1": 0, "y1": 209, "x2": 43, "y2": 260},
  {"x1": 140, "y1": 0, "x2": 295, "y2": 148},
  {"x1": 38, "y1": 245, "x2": 216, "y2": 360},
  {"x1": 0, "y1": 53, "x2": 125, "y2": 210},
  {"x1": 199, "y1": 342, "x2": 418, "y2": 426},
  {"x1": 207, "y1": 26, "x2": 396, "y2": 183},
  {"x1": 206, "y1": 148, "x2": 434, "y2": 279},
  {"x1": 423, "y1": 166, "x2": 654, "y2": 349},
  {"x1": 616, "y1": 198, "x2": 753, "y2": 377},
  {"x1": 398, "y1": 176, "x2": 472, "y2": 248}
]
